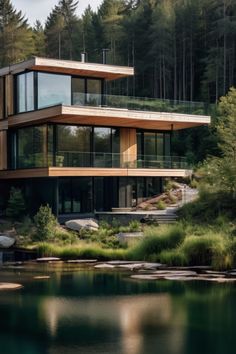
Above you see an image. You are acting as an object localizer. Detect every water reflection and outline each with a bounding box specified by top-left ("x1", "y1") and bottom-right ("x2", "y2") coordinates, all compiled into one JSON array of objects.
[{"x1": 0, "y1": 267, "x2": 236, "y2": 354}]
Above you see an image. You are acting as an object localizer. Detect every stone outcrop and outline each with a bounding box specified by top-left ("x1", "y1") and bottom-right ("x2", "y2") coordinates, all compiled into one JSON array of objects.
[
  {"x1": 65, "y1": 219, "x2": 99, "y2": 232},
  {"x1": 0, "y1": 235, "x2": 15, "y2": 248}
]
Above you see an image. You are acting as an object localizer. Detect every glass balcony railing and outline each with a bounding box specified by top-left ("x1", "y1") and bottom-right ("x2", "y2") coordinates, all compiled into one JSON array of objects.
[
  {"x1": 51, "y1": 152, "x2": 190, "y2": 169},
  {"x1": 15, "y1": 152, "x2": 190, "y2": 169},
  {"x1": 72, "y1": 93, "x2": 212, "y2": 116}
]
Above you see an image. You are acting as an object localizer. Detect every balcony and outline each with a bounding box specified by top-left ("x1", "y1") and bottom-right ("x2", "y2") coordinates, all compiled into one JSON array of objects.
[
  {"x1": 15, "y1": 152, "x2": 190, "y2": 170},
  {"x1": 71, "y1": 93, "x2": 211, "y2": 116}
]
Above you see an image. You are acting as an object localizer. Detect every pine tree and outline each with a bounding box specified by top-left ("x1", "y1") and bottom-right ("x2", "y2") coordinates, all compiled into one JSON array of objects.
[
  {"x1": 33, "y1": 21, "x2": 46, "y2": 57},
  {"x1": 6, "y1": 187, "x2": 26, "y2": 219},
  {"x1": 45, "y1": 0, "x2": 79, "y2": 60},
  {"x1": 0, "y1": 0, "x2": 35, "y2": 66}
]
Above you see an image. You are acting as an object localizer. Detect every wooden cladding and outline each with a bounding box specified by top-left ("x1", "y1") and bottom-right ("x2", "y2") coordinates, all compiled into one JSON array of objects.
[
  {"x1": 120, "y1": 128, "x2": 137, "y2": 166},
  {"x1": 0, "y1": 167, "x2": 192, "y2": 179},
  {"x1": 0, "y1": 131, "x2": 7, "y2": 170},
  {"x1": 0, "y1": 77, "x2": 4, "y2": 119},
  {"x1": 5, "y1": 75, "x2": 14, "y2": 116}
]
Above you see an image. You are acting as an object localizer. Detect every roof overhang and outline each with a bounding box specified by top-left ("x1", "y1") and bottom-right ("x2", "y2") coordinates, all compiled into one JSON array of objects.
[
  {"x1": 7, "y1": 105, "x2": 211, "y2": 131},
  {"x1": 0, "y1": 57, "x2": 134, "y2": 80},
  {"x1": 0, "y1": 167, "x2": 192, "y2": 179}
]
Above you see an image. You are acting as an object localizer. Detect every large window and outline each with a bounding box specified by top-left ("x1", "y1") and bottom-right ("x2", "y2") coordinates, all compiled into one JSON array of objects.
[
  {"x1": 16, "y1": 125, "x2": 47, "y2": 168},
  {"x1": 137, "y1": 130, "x2": 171, "y2": 168},
  {"x1": 72, "y1": 78, "x2": 102, "y2": 106},
  {"x1": 38, "y1": 72, "x2": 71, "y2": 108},
  {"x1": 16, "y1": 72, "x2": 34, "y2": 113},
  {"x1": 94, "y1": 127, "x2": 120, "y2": 167},
  {"x1": 59, "y1": 177, "x2": 93, "y2": 214},
  {"x1": 9, "y1": 124, "x2": 120, "y2": 169},
  {"x1": 56, "y1": 125, "x2": 92, "y2": 167},
  {"x1": 15, "y1": 72, "x2": 103, "y2": 114}
]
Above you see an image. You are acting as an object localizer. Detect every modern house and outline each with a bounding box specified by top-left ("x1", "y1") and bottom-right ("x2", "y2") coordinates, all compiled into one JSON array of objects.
[{"x1": 0, "y1": 57, "x2": 210, "y2": 217}]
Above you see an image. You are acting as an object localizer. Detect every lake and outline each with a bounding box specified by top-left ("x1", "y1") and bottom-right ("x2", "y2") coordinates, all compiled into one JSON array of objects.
[{"x1": 0, "y1": 263, "x2": 235, "y2": 354}]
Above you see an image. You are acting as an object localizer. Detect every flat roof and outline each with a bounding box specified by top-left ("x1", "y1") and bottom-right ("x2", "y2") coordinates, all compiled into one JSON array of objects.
[{"x1": 0, "y1": 57, "x2": 134, "y2": 80}]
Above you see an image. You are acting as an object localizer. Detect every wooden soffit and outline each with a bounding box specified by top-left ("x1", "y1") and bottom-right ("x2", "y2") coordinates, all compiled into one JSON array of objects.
[{"x1": 8, "y1": 105, "x2": 211, "y2": 131}]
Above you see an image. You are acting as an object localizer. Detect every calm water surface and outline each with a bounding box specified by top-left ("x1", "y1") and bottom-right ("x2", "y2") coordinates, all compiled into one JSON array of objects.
[{"x1": 0, "y1": 263, "x2": 236, "y2": 354}]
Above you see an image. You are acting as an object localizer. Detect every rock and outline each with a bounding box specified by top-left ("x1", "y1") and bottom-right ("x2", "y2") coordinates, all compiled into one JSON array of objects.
[
  {"x1": 65, "y1": 219, "x2": 99, "y2": 232},
  {"x1": 0, "y1": 283, "x2": 23, "y2": 290},
  {"x1": 143, "y1": 262, "x2": 163, "y2": 270},
  {"x1": 36, "y1": 257, "x2": 61, "y2": 262},
  {"x1": 67, "y1": 259, "x2": 97, "y2": 263},
  {"x1": 107, "y1": 260, "x2": 143, "y2": 265},
  {"x1": 0, "y1": 235, "x2": 15, "y2": 248},
  {"x1": 131, "y1": 274, "x2": 158, "y2": 280},
  {"x1": 116, "y1": 232, "x2": 143, "y2": 239},
  {"x1": 118, "y1": 263, "x2": 144, "y2": 270},
  {"x1": 153, "y1": 270, "x2": 197, "y2": 277},
  {"x1": 33, "y1": 276, "x2": 50, "y2": 280},
  {"x1": 94, "y1": 263, "x2": 114, "y2": 269}
]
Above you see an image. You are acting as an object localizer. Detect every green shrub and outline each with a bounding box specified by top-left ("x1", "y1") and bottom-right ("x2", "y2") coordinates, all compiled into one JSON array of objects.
[
  {"x1": 128, "y1": 224, "x2": 185, "y2": 260},
  {"x1": 156, "y1": 200, "x2": 166, "y2": 210},
  {"x1": 6, "y1": 187, "x2": 26, "y2": 220},
  {"x1": 181, "y1": 234, "x2": 226, "y2": 267},
  {"x1": 159, "y1": 249, "x2": 187, "y2": 266},
  {"x1": 34, "y1": 205, "x2": 58, "y2": 241},
  {"x1": 54, "y1": 228, "x2": 78, "y2": 244},
  {"x1": 128, "y1": 220, "x2": 141, "y2": 232}
]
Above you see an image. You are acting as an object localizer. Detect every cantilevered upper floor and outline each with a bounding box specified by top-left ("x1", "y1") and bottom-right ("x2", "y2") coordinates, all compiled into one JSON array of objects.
[{"x1": 0, "y1": 57, "x2": 210, "y2": 131}]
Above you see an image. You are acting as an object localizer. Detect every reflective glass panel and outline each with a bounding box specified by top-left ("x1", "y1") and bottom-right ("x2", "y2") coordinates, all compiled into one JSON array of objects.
[
  {"x1": 56, "y1": 125, "x2": 91, "y2": 167},
  {"x1": 16, "y1": 72, "x2": 34, "y2": 113},
  {"x1": 17, "y1": 126, "x2": 47, "y2": 168},
  {"x1": 87, "y1": 79, "x2": 102, "y2": 106},
  {"x1": 38, "y1": 73, "x2": 71, "y2": 108},
  {"x1": 72, "y1": 78, "x2": 85, "y2": 105}
]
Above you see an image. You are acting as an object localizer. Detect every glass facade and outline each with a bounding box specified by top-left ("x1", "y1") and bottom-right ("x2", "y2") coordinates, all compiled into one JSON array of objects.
[
  {"x1": 38, "y1": 72, "x2": 71, "y2": 108},
  {"x1": 56, "y1": 125, "x2": 92, "y2": 167},
  {"x1": 137, "y1": 130, "x2": 171, "y2": 168},
  {"x1": 59, "y1": 177, "x2": 93, "y2": 214},
  {"x1": 9, "y1": 124, "x2": 120, "y2": 169},
  {"x1": 58, "y1": 176, "x2": 162, "y2": 214},
  {"x1": 10, "y1": 125, "x2": 47, "y2": 168},
  {"x1": 16, "y1": 72, "x2": 34, "y2": 113},
  {"x1": 15, "y1": 72, "x2": 103, "y2": 114}
]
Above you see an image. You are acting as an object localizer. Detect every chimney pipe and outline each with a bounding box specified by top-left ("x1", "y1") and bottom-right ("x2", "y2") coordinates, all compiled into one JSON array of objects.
[
  {"x1": 81, "y1": 52, "x2": 87, "y2": 63},
  {"x1": 102, "y1": 49, "x2": 110, "y2": 64}
]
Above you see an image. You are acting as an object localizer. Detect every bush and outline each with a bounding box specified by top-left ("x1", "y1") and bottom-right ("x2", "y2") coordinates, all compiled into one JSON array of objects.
[
  {"x1": 181, "y1": 234, "x2": 227, "y2": 267},
  {"x1": 128, "y1": 220, "x2": 141, "y2": 232},
  {"x1": 34, "y1": 205, "x2": 58, "y2": 241},
  {"x1": 156, "y1": 200, "x2": 166, "y2": 210},
  {"x1": 159, "y1": 249, "x2": 187, "y2": 266},
  {"x1": 128, "y1": 224, "x2": 185, "y2": 260},
  {"x1": 6, "y1": 187, "x2": 26, "y2": 220}
]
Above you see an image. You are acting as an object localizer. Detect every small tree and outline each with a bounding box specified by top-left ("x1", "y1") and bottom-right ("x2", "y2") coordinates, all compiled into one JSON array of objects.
[
  {"x1": 6, "y1": 187, "x2": 26, "y2": 219},
  {"x1": 34, "y1": 205, "x2": 58, "y2": 241}
]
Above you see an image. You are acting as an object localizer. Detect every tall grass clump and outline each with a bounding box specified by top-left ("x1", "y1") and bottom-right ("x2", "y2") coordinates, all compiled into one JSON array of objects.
[
  {"x1": 128, "y1": 224, "x2": 185, "y2": 261},
  {"x1": 181, "y1": 233, "x2": 232, "y2": 269},
  {"x1": 36, "y1": 242, "x2": 127, "y2": 260}
]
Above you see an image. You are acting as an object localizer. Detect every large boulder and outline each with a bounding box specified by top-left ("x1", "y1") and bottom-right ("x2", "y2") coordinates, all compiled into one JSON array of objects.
[
  {"x1": 0, "y1": 235, "x2": 16, "y2": 248},
  {"x1": 65, "y1": 219, "x2": 99, "y2": 232}
]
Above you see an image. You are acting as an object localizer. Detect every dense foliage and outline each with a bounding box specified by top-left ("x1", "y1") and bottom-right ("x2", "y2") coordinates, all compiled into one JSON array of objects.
[
  {"x1": 1, "y1": 0, "x2": 236, "y2": 103},
  {"x1": 1, "y1": 0, "x2": 236, "y2": 163}
]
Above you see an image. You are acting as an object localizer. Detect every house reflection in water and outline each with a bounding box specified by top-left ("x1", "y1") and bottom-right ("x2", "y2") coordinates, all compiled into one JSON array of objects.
[{"x1": 41, "y1": 293, "x2": 186, "y2": 354}]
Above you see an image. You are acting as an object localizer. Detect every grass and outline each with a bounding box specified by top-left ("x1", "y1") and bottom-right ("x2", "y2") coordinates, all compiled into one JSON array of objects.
[
  {"x1": 37, "y1": 241, "x2": 127, "y2": 260},
  {"x1": 31, "y1": 221, "x2": 236, "y2": 269},
  {"x1": 127, "y1": 224, "x2": 185, "y2": 261}
]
